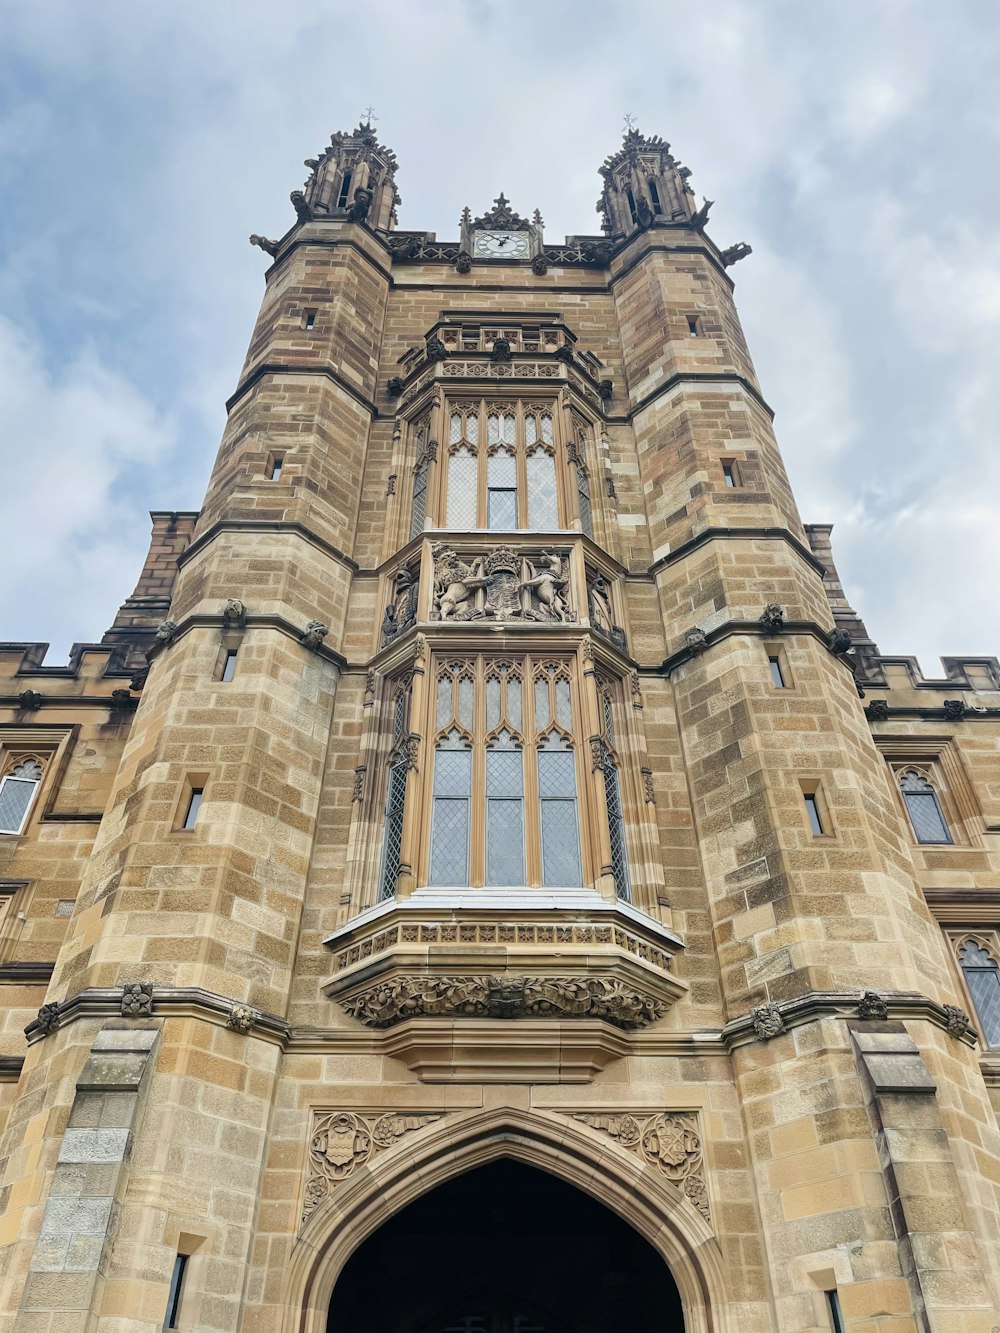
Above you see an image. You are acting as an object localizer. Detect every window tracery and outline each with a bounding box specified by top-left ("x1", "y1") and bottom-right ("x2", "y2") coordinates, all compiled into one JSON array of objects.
[
  {"x1": 958, "y1": 937, "x2": 1000, "y2": 1047},
  {"x1": 896, "y1": 766, "x2": 953, "y2": 845},
  {"x1": 425, "y1": 656, "x2": 583, "y2": 889},
  {"x1": 0, "y1": 755, "x2": 45, "y2": 835}
]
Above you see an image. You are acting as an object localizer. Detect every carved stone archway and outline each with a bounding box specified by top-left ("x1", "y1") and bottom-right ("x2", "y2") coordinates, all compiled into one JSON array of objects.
[{"x1": 282, "y1": 1106, "x2": 731, "y2": 1333}]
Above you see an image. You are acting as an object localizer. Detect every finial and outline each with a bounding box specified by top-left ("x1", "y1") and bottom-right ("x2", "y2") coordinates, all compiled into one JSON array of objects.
[
  {"x1": 532, "y1": 208, "x2": 544, "y2": 228},
  {"x1": 360, "y1": 104, "x2": 378, "y2": 126},
  {"x1": 623, "y1": 112, "x2": 638, "y2": 133}
]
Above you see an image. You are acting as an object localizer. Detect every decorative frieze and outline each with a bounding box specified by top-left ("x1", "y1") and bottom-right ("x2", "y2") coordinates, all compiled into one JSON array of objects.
[
  {"x1": 330, "y1": 918, "x2": 673, "y2": 975},
  {"x1": 573, "y1": 1111, "x2": 710, "y2": 1223},
  {"x1": 340, "y1": 973, "x2": 664, "y2": 1030},
  {"x1": 303, "y1": 1110, "x2": 444, "y2": 1221}
]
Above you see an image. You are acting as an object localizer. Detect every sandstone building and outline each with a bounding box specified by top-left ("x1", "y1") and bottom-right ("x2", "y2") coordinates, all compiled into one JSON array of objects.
[{"x1": 0, "y1": 119, "x2": 999, "y2": 1333}]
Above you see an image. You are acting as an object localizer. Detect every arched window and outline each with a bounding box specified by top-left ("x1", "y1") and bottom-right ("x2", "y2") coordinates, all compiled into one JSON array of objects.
[
  {"x1": 442, "y1": 400, "x2": 569, "y2": 531},
  {"x1": 337, "y1": 170, "x2": 353, "y2": 209},
  {"x1": 898, "y1": 768, "x2": 953, "y2": 844},
  {"x1": 959, "y1": 940, "x2": 1000, "y2": 1047},
  {"x1": 0, "y1": 757, "x2": 44, "y2": 835},
  {"x1": 425, "y1": 657, "x2": 582, "y2": 889}
]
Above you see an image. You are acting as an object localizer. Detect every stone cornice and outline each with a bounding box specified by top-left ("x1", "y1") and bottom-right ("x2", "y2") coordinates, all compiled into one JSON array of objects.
[
  {"x1": 659, "y1": 618, "x2": 852, "y2": 676},
  {"x1": 143, "y1": 611, "x2": 347, "y2": 670},
  {"x1": 648, "y1": 526, "x2": 826, "y2": 579},
  {"x1": 225, "y1": 361, "x2": 379, "y2": 419},
  {"x1": 626, "y1": 370, "x2": 773, "y2": 422},
  {"x1": 922, "y1": 888, "x2": 1000, "y2": 925},
  {"x1": 176, "y1": 518, "x2": 358, "y2": 576},
  {"x1": 0, "y1": 961, "x2": 54, "y2": 984},
  {"x1": 721, "y1": 989, "x2": 979, "y2": 1051}
]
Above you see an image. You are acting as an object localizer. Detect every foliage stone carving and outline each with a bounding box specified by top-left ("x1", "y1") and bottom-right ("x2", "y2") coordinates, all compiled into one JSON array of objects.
[
  {"x1": 33, "y1": 1002, "x2": 61, "y2": 1037},
  {"x1": 121, "y1": 982, "x2": 154, "y2": 1018},
  {"x1": 574, "y1": 1112, "x2": 710, "y2": 1222},
  {"x1": 943, "y1": 1004, "x2": 975, "y2": 1040},
  {"x1": 227, "y1": 1004, "x2": 258, "y2": 1034},
  {"x1": 340, "y1": 974, "x2": 664, "y2": 1030},
  {"x1": 302, "y1": 1110, "x2": 443, "y2": 1222}
]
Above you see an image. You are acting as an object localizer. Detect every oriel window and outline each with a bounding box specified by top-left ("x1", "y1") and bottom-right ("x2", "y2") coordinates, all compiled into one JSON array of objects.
[
  {"x1": 441, "y1": 401, "x2": 562, "y2": 532},
  {"x1": 426, "y1": 657, "x2": 583, "y2": 889}
]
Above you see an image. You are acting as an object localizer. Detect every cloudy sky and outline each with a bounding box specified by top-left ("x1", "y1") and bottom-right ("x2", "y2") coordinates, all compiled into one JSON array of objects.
[{"x1": 0, "y1": 0, "x2": 997, "y2": 673}]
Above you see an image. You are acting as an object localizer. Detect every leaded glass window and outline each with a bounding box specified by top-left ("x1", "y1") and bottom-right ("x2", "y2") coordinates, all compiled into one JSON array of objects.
[
  {"x1": 441, "y1": 400, "x2": 569, "y2": 531},
  {"x1": 572, "y1": 428, "x2": 594, "y2": 538},
  {"x1": 0, "y1": 757, "x2": 43, "y2": 835},
  {"x1": 597, "y1": 681, "x2": 631, "y2": 901},
  {"x1": 378, "y1": 683, "x2": 411, "y2": 900},
  {"x1": 410, "y1": 420, "x2": 430, "y2": 540},
  {"x1": 898, "y1": 769, "x2": 953, "y2": 845},
  {"x1": 426, "y1": 656, "x2": 582, "y2": 888},
  {"x1": 960, "y1": 940, "x2": 1000, "y2": 1046}
]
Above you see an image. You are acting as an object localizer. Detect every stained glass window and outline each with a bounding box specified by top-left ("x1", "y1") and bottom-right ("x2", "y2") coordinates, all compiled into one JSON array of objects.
[
  {"x1": 899, "y1": 769, "x2": 952, "y2": 844},
  {"x1": 960, "y1": 940, "x2": 1000, "y2": 1047}
]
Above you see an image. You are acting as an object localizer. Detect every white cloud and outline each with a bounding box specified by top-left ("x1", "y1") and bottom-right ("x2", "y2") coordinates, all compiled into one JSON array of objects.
[{"x1": 0, "y1": 315, "x2": 176, "y2": 658}]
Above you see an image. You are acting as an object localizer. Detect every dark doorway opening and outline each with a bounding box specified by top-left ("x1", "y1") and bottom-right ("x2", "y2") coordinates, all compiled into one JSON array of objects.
[{"x1": 326, "y1": 1158, "x2": 684, "y2": 1333}]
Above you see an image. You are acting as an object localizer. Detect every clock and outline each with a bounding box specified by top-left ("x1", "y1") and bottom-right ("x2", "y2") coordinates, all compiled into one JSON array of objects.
[{"x1": 473, "y1": 229, "x2": 530, "y2": 259}]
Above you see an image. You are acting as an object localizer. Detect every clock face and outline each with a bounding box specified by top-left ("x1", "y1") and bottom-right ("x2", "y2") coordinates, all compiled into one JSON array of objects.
[{"x1": 473, "y1": 229, "x2": 530, "y2": 259}]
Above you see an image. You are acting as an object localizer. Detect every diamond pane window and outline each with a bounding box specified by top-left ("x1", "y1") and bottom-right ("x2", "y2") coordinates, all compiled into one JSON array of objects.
[
  {"x1": 899, "y1": 769, "x2": 953, "y2": 844},
  {"x1": 486, "y1": 739, "x2": 524, "y2": 886},
  {"x1": 424, "y1": 656, "x2": 599, "y2": 889},
  {"x1": 429, "y1": 738, "x2": 472, "y2": 885},
  {"x1": 488, "y1": 451, "x2": 518, "y2": 531},
  {"x1": 0, "y1": 759, "x2": 43, "y2": 835},
  {"x1": 960, "y1": 940, "x2": 1000, "y2": 1046},
  {"x1": 538, "y1": 738, "x2": 582, "y2": 887},
  {"x1": 446, "y1": 446, "x2": 478, "y2": 528},
  {"x1": 603, "y1": 762, "x2": 631, "y2": 902},
  {"x1": 410, "y1": 454, "x2": 428, "y2": 538},
  {"x1": 442, "y1": 399, "x2": 573, "y2": 529},
  {"x1": 378, "y1": 761, "x2": 408, "y2": 901},
  {"x1": 527, "y1": 450, "x2": 558, "y2": 528},
  {"x1": 576, "y1": 460, "x2": 593, "y2": 538}
]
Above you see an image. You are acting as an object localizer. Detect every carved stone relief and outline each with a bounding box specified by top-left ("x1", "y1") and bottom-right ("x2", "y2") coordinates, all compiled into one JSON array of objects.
[
  {"x1": 430, "y1": 545, "x2": 573, "y2": 624},
  {"x1": 586, "y1": 571, "x2": 626, "y2": 650},
  {"x1": 340, "y1": 973, "x2": 664, "y2": 1030},
  {"x1": 302, "y1": 1110, "x2": 443, "y2": 1223},
  {"x1": 573, "y1": 1112, "x2": 710, "y2": 1223},
  {"x1": 380, "y1": 563, "x2": 420, "y2": 647}
]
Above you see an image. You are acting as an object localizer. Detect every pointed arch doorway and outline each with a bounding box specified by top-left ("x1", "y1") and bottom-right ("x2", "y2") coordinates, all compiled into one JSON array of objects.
[{"x1": 325, "y1": 1159, "x2": 684, "y2": 1333}]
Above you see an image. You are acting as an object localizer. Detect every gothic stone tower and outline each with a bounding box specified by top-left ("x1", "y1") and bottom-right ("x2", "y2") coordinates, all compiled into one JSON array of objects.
[{"x1": 0, "y1": 121, "x2": 1000, "y2": 1333}]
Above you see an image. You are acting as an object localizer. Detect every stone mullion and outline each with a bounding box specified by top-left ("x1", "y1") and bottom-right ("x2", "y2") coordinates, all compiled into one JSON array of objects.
[{"x1": 425, "y1": 388, "x2": 445, "y2": 529}]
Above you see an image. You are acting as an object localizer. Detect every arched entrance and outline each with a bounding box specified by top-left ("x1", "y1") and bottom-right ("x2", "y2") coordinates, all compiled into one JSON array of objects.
[{"x1": 326, "y1": 1159, "x2": 684, "y2": 1333}]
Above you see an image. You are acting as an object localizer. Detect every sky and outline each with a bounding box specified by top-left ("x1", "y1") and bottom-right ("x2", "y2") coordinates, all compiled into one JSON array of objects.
[{"x1": 0, "y1": 0, "x2": 997, "y2": 674}]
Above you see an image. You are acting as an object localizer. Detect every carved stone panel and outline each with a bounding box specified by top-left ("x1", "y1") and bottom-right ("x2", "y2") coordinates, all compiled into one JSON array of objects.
[
  {"x1": 380, "y1": 560, "x2": 420, "y2": 647},
  {"x1": 430, "y1": 544, "x2": 574, "y2": 624},
  {"x1": 573, "y1": 1111, "x2": 710, "y2": 1223},
  {"x1": 586, "y1": 568, "x2": 626, "y2": 651},
  {"x1": 302, "y1": 1110, "x2": 443, "y2": 1224}
]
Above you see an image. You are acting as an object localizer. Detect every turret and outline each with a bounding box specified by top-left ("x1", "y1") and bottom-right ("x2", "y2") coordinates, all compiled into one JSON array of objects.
[
  {"x1": 291, "y1": 118, "x2": 399, "y2": 230},
  {"x1": 596, "y1": 127, "x2": 701, "y2": 239}
]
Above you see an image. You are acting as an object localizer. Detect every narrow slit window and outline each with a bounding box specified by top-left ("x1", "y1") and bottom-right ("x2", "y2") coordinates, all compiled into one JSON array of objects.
[
  {"x1": 221, "y1": 650, "x2": 238, "y2": 683},
  {"x1": 181, "y1": 787, "x2": 204, "y2": 831},
  {"x1": 626, "y1": 187, "x2": 638, "y2": 225},
  {"x1": 337, "y1": 170, "x2": 353, "y2": 209},
  {"x1": 303, "y1": 308, "x2": 317, "y2": 331},
  {"x1": 722, "y1": 462, "x2": 736, "y2": 488},
  {"x1": 165, "y1": 1253, "x2": 189, "y2": 1329},
  {"x1": 826, "y1": 1292, "x2": 845, "y2": 1333},
  {"x1": 648, "y1": 179, "x2": 663, "y2": 214},
  {"x1": 804, "y1": 792, "x2": 825, "y2": 836},
  {"x1": 687, "y1": 314, "x2": 700, "y2": 336},
  {"x1": 768, "y1": 655, "x2": 786, "y2": 688},
  {"x1": 268, "y1": 455, "x2": 284, "y2": 481}
]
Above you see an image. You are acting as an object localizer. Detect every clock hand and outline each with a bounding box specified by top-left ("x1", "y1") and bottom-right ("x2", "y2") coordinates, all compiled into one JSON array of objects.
[{"x1": 497, "y1": 236, "x2": 508, "y2": 246}]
